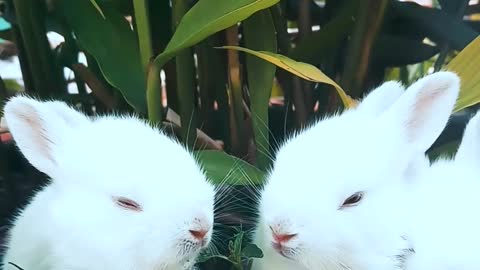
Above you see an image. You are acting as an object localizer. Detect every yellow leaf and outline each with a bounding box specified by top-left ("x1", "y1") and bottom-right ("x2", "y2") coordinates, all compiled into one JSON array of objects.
[
  {"x1": 445, "y1": 36, "x2": 480, "y2": 112},
  {"x1": 218, "y1": 45, "x2": 356, "y2": 108}
]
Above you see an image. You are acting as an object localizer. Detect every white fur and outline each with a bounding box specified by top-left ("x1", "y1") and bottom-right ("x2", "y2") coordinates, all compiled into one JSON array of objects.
[
  {"x1": 1, "y1": 96, "x2": 215, "y2": 270},
  {"x1": 405, "y1": 110, "x2": 480, "y2": 270},
  {"x1": 253, "y1": 71, "x2": 460, "y2": 270}
]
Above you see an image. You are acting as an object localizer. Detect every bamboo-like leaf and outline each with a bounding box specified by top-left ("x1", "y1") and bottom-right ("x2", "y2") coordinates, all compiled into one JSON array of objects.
[
  {"x1": 60, "y1": 0, "x2": 146, "y2": 113},
  {"x1": 243, "y1": 9, "x2": 277, "y2": 171},
  {"x1": 446, "y1": 36, "x2": 480, "y2": 112},
  {"x1": 195, "y1": 150, "x2": 266, "y2": 185},
  {"x1": 153, "y1": 0, "x2": 280, "y2": 69},
  {"x1": 218, "y1": 46, "x2": 357, "y2": 108},
  {"x1": 90, "y1": 0, "x2": 106, "y2": 19}
]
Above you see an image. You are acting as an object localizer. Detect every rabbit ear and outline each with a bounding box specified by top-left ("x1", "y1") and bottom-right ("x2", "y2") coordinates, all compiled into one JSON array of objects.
[
  {"x1": 3, "y1": 96, "x2": 89, "y2": 176},
  {"x1": 381, "y1": 71, "x2": 460, "y2": 153},
  {"x1": 455, "y1": 111, "x2": 480, "y2": 163},
  {"x1": 356, "y1": 81, "x2": 405, "y2": 116},
  {"x1": 43, "y1": 100, "x2": 90, "y2": 127}
]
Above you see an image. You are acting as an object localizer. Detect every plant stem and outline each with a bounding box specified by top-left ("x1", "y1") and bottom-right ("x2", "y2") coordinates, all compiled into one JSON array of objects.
[
  {"x1": 13, "y1": 0, "x2": 64, "y2": 97},
  {"x1": 196, "y1": 39, "x2": 215, "y2": 136},
  {"x1": 133, "y1": 0, "x2": 153, "y2": 72},
  {"x1": 172, "y1": 0, "x2": 197, "y2": 148},
  {"x1": 134, "y1": 0, "x2": 163, "y2": 122},
  {"x1": 146, "y1": 62, "x2": 163, "y2": 123},
  {"x1": 243, "y1": 9, "x2": 277, "y2": 170},
  {"x1": 226, "y1": 25, "x2": 247, "y2": 159},
  {"x1": 11, "y1": 25, "x2": 33, "y2": 92},
  {"x1": 70, "y1": 63, "x2": 116, "y2": 110},
  {"x1": 297, "y1": 0, "x2": 314, "y2": 119},
  {"x1": 341, "y1": 0, "x2": 388, "y2": 98}
]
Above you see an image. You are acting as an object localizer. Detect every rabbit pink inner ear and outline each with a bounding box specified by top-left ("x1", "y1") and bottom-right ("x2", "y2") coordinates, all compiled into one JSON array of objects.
[
  {"x1": 3, "y1": 96, "x2": 61, "y2": 176},
  {"x1": 384, "y1": 71, "x2": 460, "y2": 153},
  {"x1": 404, "y1": 85, "x2": 447, "y2": 143}
]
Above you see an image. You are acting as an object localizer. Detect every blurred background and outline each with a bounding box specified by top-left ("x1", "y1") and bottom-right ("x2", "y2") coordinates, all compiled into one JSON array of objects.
[{"x1": 0, "y1": 0, "x2": 480, "y2": 269}]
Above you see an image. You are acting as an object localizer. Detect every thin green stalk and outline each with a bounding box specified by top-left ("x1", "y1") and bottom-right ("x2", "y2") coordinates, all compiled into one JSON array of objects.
[
  {"x1": 243, "y1": 9, "x2": 277, "y2": 171},
  {"x1": 133, "y1": 0, "x2": 153, "y2": 72},
  {"x1": 146, "y1": 63, "x2": 162, "y2": 123},
  {"x1": 297, "y1": 0, "x2": 314, "y2": 118},
  {"x1": 11, "y1": 25, "x2": 33, "y2": 92},
  {"x1": 13, "y1": 0, "x2": 64, "y2": 97},
  {"x1": 172, "y1": 0, "x2": 197, "y2": 148},
  {"x1": 341, "y1": 0, "x2": 388, "y2": 98},
  {"x1": 210, "y1": 31, "x2": 230, "y2": 151},
  {"x1": 196, "y1": 39, "x2": 215, "y2": 136},
  {"x1": 270, "y1": 3, "x2": 294, "y2": 129},
  {"x1": 134, "y1": 0, "x2": 163, "y2": 122},
  {"x1": 226, "y1": 25, "x2": 247, "y2": 159}
]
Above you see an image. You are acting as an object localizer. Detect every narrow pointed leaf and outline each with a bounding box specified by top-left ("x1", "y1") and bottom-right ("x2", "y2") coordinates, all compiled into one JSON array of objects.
[
  {"x1": 194, "y1": 150, "x2": 266, "y2": 185},
  {"x1": 89, "y1": 0, "x2": 106, "y2": 19},
  {"x1": 243, "y1": 9, "x2": 277, "y2": 171},
  {"x1": 60, "y1": 0, "x2": 147, "y2": 113},
  {"x1": 446, "y1": 36, "x2": 480, "y2": 112},
  {"x1": 218, "y1": 46, "x2": 357, "y2": 108},
  {"x1": 153, "y1": 0, "x2": 280, "y2": 69}
]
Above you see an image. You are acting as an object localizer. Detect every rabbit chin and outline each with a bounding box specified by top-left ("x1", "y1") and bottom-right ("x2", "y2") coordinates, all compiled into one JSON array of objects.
[
  {"x1": 253, "y1": 247, "x2": 413, "y2": 270},
  {"x1": 176, "y1": 245, "x2": 207, "y2": 267},
  {"x1": 253, "y1": 227, "x2": 413, "y2": 270}
]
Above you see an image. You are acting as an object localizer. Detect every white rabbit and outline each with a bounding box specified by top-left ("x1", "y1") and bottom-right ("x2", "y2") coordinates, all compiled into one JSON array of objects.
[
  {"x1": 252, "y1": 71, "x2": 460, "y2": 270},
  {"x1": 1, "y1": 96, "x2": 215, "y2": 270},
  {"x1": 404, "y1": 110, "x2": 480, "y2": 270}
]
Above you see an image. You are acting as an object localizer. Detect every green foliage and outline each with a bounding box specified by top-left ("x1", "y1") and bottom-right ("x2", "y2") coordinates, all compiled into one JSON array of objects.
[
  {"x1": 59, "y1": 0, "x2": 147, "y2": 113},
  {"x1": 2, "y1": 0, "x2": 480, "y2": 269},
  {"x1": 197, "y1": 229, "x2": 263, "y2": 270},
  {"x1": 195, "y1": 150, "x2": 265, "y2": 185},
  {"x1": 153, "y1": 0, "x2": 280, "y2": 69}
]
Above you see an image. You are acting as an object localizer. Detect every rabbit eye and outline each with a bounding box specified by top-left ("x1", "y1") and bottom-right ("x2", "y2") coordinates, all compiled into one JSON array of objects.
[
  {"x1": 113, "y1": 196, "x2": 142, "y2": 212},
  {"x1": 340, "y1": 192, "x2": 364, "y2": 208}
]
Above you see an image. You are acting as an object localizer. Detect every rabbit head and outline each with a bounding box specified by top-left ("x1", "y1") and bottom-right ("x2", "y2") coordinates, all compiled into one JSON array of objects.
[
  {"x1": 253, "y1": 72, "x2": 460, "y2": 270},
  {"x1": 2, "y1": 96, "x2": 215, "y2": 270}
]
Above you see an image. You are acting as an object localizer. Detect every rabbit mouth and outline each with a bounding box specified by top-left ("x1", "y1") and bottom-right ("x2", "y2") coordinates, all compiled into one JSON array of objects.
[
  {"x1": 393, "y1": 236, "x2": 415, "y2": 269},
  {"x1": 178, "y1": 240, "x2": 207, "y2": 260},
  {"x1": 272, "y1": 242, "x2": 297, "y2": 260}
]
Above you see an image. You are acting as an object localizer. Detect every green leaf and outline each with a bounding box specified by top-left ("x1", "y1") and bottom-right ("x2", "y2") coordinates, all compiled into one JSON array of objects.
[
  {"x1": 371, "y1": 35, "x2": 439, "y2": 67},
  {"x1": 230, "y1": 230, "x2": 245, "y2": 263},
  {"x1": 196, "y1": 253, "x2": 231, "y2": 264},
  {"x1": 242, "y1": 243, "x2": 264, "y2": 259},
  {"x1": 153, "y1": 0, "x2": 280, "y2": 69},
  {"x1": 4, "y1": 79, "x2": 24, "y2": 93},
  {"x1": 243, "y1": 9, "x2": 277, "y2": 171},
  {"x1": 392, "y1": 1, "x2": 478, "y2": 51},
  {"x1": 445, "y1": 36, "x2": 480, "y2": 112},
  {"x1": 288, "y1": 1, "x2": 358, "y2": 65},
  {"x1": 427, "y1": 140, "x2": 460, "y2": 162},
  {"x1": 60, "y1": 0, "x2": 147, "y2": 113},
  {"x1": 218, "y1": 46, "x2": 357, "y2": 108},
  {"x1": 89, "y1": 0, "x2": 106, "y2": 19},
  {"x1": 194, "y1": 150, "x2": 266, "y2": 185}
]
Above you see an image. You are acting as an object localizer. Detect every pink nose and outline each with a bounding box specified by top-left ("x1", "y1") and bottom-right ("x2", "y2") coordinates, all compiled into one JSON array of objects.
[
  {"x1": 189, "y1": 229, "x2": 208, "y2": 240},
  {"x1": 272, "y1": 232, "x2": 297, "y2": 244}
]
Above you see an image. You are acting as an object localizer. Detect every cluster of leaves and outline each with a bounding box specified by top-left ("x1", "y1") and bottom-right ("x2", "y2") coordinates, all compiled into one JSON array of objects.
[
  {"x1": 197, "y1": 229, "x2": 263, "y2": 270},
  {"x1": 1, "y1": 0, "x2": 480, "y2": 269}
]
